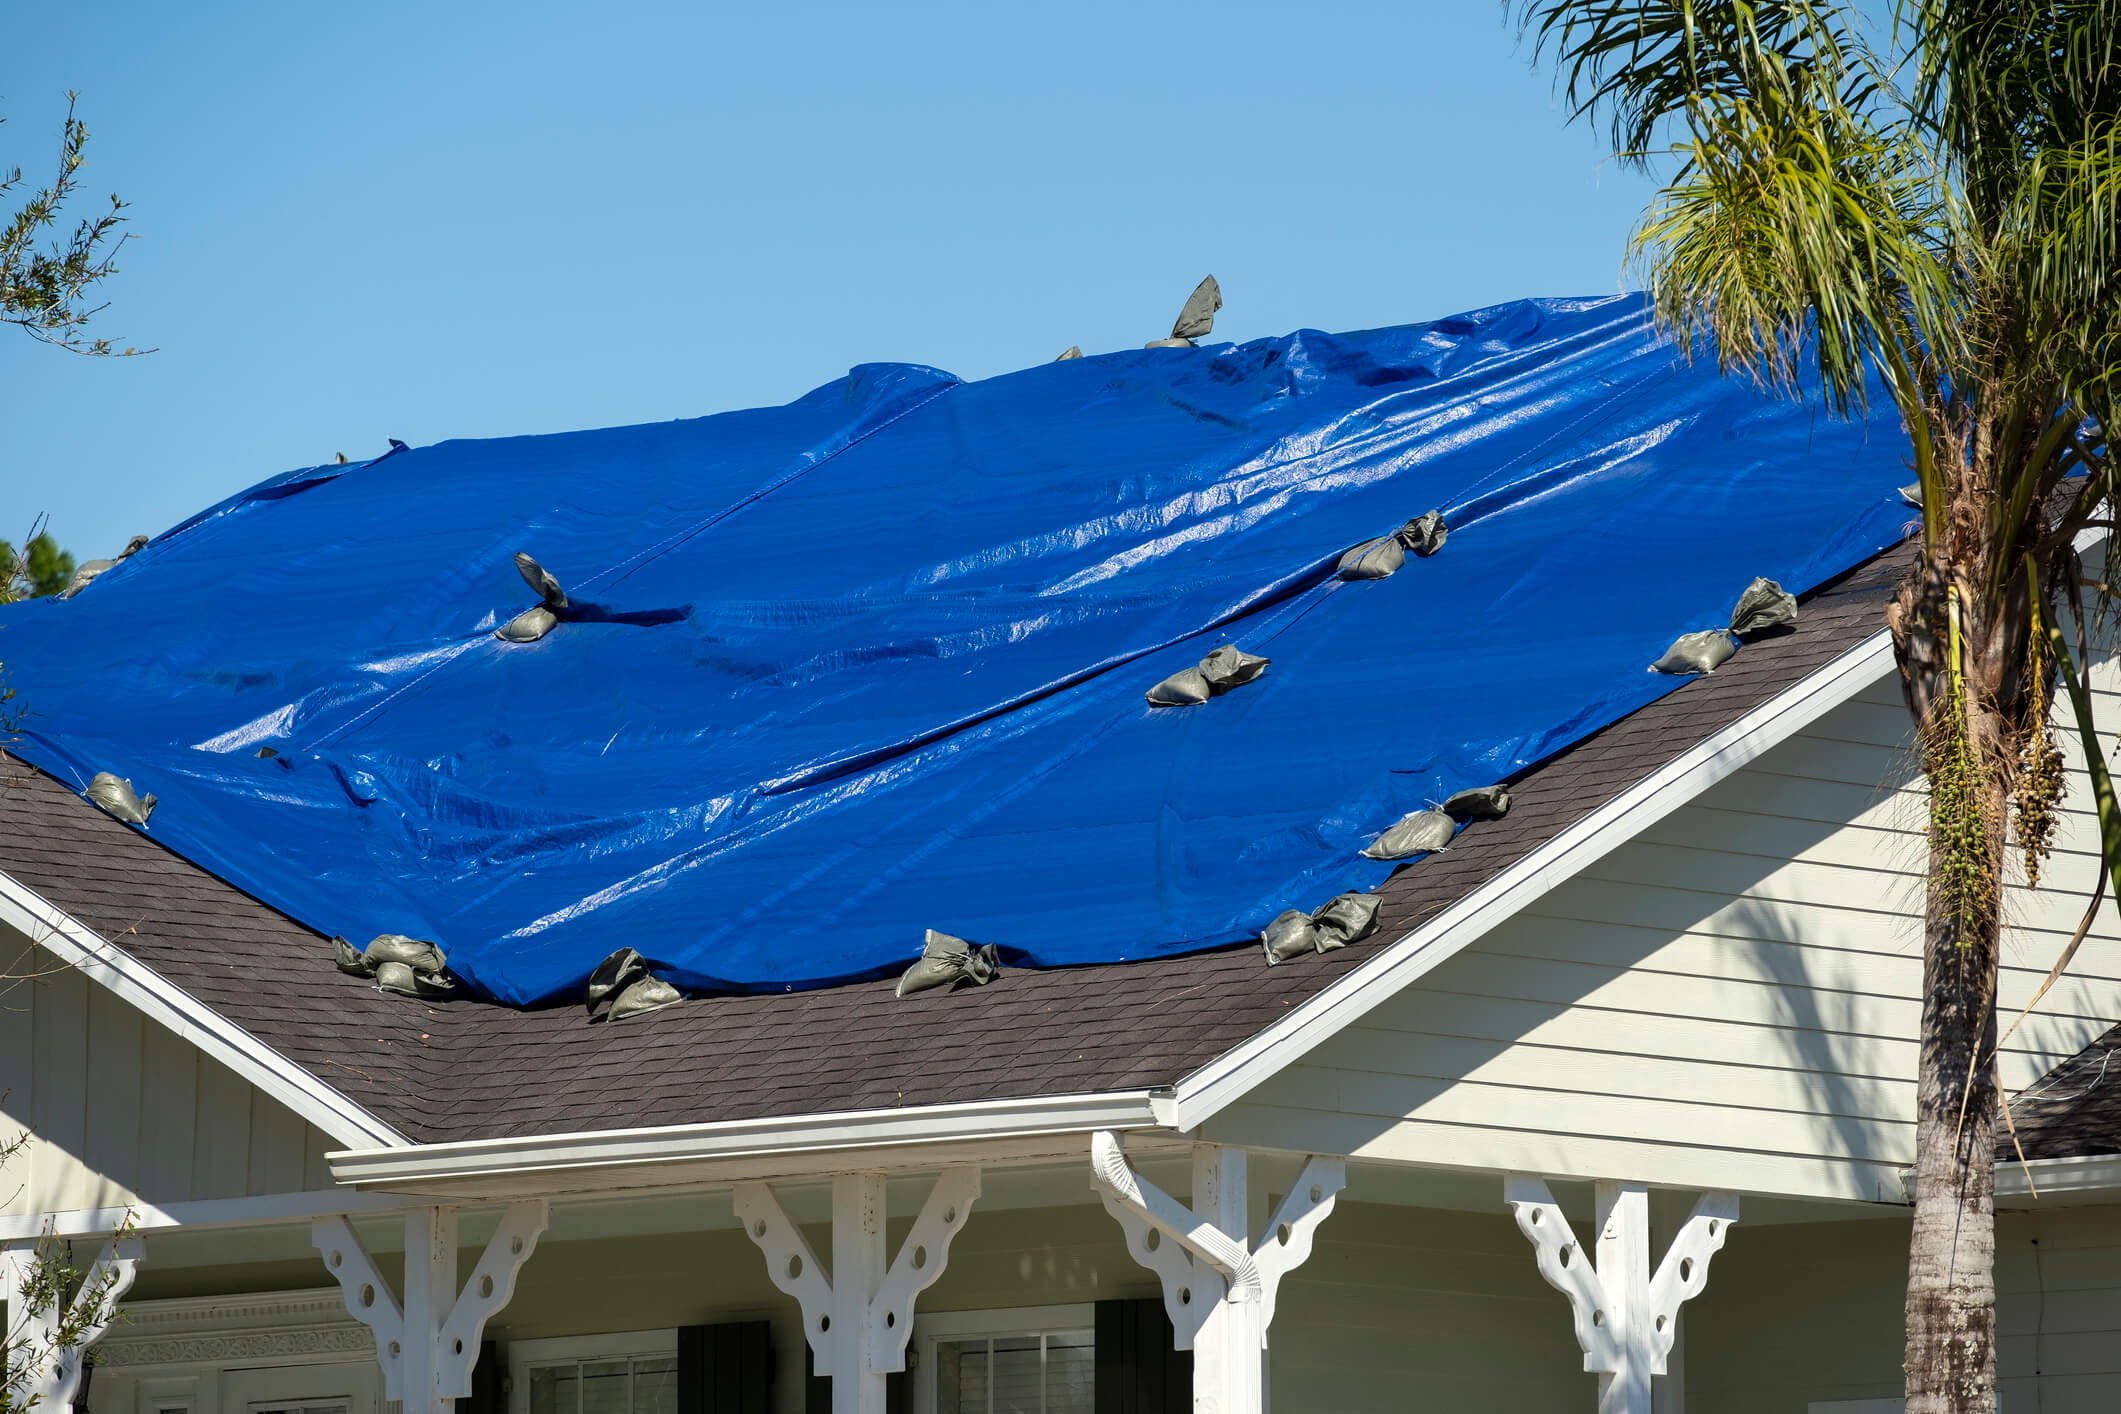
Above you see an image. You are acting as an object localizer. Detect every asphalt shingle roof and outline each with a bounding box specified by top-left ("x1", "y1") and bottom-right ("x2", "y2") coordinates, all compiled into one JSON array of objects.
[{"x1": 0, "y1": 544, "x2": 1915, "y2": 1147}]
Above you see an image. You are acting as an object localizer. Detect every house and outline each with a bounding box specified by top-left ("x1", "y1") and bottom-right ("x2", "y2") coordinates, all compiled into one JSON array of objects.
[{"x1": 4, "y1": 300, "x2": 2119, "y2": 1413}]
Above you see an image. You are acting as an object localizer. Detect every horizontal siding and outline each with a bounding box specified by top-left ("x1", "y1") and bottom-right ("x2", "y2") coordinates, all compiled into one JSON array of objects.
[
  {"x1": 1207, "y1": 673, "x2": 2121, "y2": 1200},
  {"x1": 0, "y1": 938, "x2": 339, "y2": 1215}
]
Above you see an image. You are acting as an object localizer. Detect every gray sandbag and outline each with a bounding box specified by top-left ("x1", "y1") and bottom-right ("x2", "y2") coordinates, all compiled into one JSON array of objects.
[
  {"x1": 86, "y1": 772, "x2": 156, "y2": 826},
  {"x1": 1339, "y1": 536, "x2": 1406, "y2": 581},
  {"x1": 515, "y1": 551, "x2": 569, "y2": 610},
  {"x1": 1363, "y1": 808, "x2": 1457, "y2": 861},
  {"x1": 1311, "y1": 892, "x2": 1382, "y2": 950},
  {"x1": 1260, "y1": 909, "x2": 1320, "y2": 965},
  {"x1": 372, "y1": 960, "x2": 458, "y2": 999},
  {"x1": 1442, "y1": 784, "x2": 1512, "y2": 822},
  {"x1": 332, "y1": 935, "x2": 371, "y2": 977},
  {"x1": 497, "y1": 605, "x2": 559, "y2": 643},
  {"x1": 609, "y1": 975, "x2": 682, "y2": 1020},
  {"x1": 1146, "y1": 666, "x2": 1213, "y2": 706},
  {"x1": 1900, "y1": 483, "x2": 1922, "y2": 506},
  {"x1": 61, "y1": 558, "x2": 119, "y2": 597},
  {"x1": 1147, "y1": 646, "x2": 1269, "y2": 706},
  {"x1": 1728, "y1": 576, "x2": 1797, "y2": 639},
  {"x1": 364, "y1": 933, "x2": 448, "y2": 975},
  {"x1": 585, "y1": 946, "x2": 649, "y2": 1010},
  {"x1": 1170, "y1": 275, "x2": 1222, "y2": 341},
  {"x1": 1144, "y1": 337, "x2": 1195, "y2": 350},
  {"x1": 896, "y1": 929, "x2": 1003, "y2": 998},
  {"x1": 1400, "y1": 511, "x2": 1447, "y2": 558},
  {"x1": 1056, "y1": 346, "x2": 1083, "y2": 361},
  {"x1": 1198, "y1": 645, "x2": 1269, "y2": 693},
  {"x1": 1651, "y1": 629, "x2": 1737, "y2": 676}
]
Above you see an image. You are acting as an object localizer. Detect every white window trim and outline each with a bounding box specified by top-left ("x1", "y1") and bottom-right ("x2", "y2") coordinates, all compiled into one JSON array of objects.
[
  {"x1": 910, "y1": 1304, "x2": 1094, "y2": 1414},
  {"x1": 505, "y1": 1330, "x2": 679, "y2": 1414},
  {"x1": 135, "y1": 1374, "x2": 202, "y2": 1414}
]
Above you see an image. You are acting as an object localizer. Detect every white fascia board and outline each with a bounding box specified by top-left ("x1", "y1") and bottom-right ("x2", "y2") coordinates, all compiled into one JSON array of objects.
[
  {"x1": 1171, "y1": 627, "x2": 1898, "y2": 1131},
  {"x1": 0, "y1": 867, "x2": 410, "y2": 1150},
  {"x1": 0, "y1": 1186, "x2": 438, "y2": 1242},
  {"x1": 330, "y1": 1089, "x2": 1173, "y2": 1190},
  {"x1": 1994, "y1": 1153, "x2": 2121, "y2": 1199}
]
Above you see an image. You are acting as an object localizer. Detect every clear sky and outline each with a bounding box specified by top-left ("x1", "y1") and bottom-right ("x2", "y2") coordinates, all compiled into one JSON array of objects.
[{"x1": 3, "y1": 1, "x2": 1656, "y2": 561}]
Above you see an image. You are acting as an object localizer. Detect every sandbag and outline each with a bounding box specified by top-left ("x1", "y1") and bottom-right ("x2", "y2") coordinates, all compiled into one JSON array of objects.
[
  {"x1": 1650, "y1": 628, "x2": 1737, "y2": 676},
  {"x1": 584, "y1": 946, "x2": 683, "y2": 1020},
  {"x1": 1401, "y1": 511, "x2": 1447, "y2": 558},
  {"x1": 585, "y1": 946, "x2": 650, "y2": 1010},
  {"x1": 1198, "y1": 646, "x2": 1269, "y2": 692},
  {"x1": 896, "y1": 929, "x2": 1003, "y2": 998},
  {"x1": 332, "y1": 935, "x2": 370, "y2": 976},
  {"x1": 1170, "y1": 275, "x2": 1222, "y2": 341},
  {"x1": 1056, "y1": 346, "x2": 1083, "y2": 361},
  {"x1": 1338, "y1": 536, "x2": 1406, "y2": 581},
  {"x1": 1311, "y1": 892, "x2": 1382, "y2": 950},
  {"x1": 1728, "y1": 576, "x2": 1797, "y2": 638},
  {"x1": 1146, "y1": 667, "x2": 1213, "y2": 706},
  {"x1": 515, "y1": 551, "x2": 569, "y2": 610},
  {"x1": 364, "y1": 933, "x2": 449, "y2": 975},
  {"x1": 1260, "y1": 909, "x2": 1321, "y2": 965},
  {"x1": 86, "y1": 772, "x2": 155, "y2": 826},
  {"x1": 497, "y1": 605, "x2": 559, "y2": 643},
  {"x1": 1443, "y1": 784, "x2": 1512, "y2": 822},
  {"x1": 609, "y1": 974, "x2": 682, "y2": 1019},
  {"x1": 1144, "y1": 337, "x2": 1195, "y2": 350},
  {"x1": 1147, "y1": 646, "x2": 1268, "y2": 706},
  {"x1": 1362, "y1": 809, "x2": 1457, "y2": 860}
]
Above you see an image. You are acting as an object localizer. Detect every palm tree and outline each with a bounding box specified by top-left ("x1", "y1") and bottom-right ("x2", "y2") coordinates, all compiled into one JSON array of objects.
[{"x1": 1514, "y1": 3, "x2": 2118, "y2": 1409}]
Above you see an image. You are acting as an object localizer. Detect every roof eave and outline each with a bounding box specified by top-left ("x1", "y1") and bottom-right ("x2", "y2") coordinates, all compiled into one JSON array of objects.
[{"x1": 326, "y1": 1088, "x2": 1178, "y2": 1197}]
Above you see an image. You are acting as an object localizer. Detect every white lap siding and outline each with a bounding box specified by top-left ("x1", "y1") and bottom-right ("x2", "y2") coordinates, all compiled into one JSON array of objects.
[
  {"x1": 1202, "y1": 674, "x2": 2121, "y2": 1202},
  {"x1": 0, "y1": 939, "x2": 337, "y2": 1216}
]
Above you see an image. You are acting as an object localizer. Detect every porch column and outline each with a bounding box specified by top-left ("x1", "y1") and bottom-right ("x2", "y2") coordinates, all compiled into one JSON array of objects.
[
  {"x1": 313, "y1": 1201, "x2": 547, "y2": 1414},
  {"x1": 0, "y1": 1232, "x2": 143, "y2": 1411},
  {"x1": 1503, "y1": 1176, "x2": 1737, "y2": 1414},
  {"x1": 735, "y1": 1166, "x2": 980, "y2": 1414},
  {"x1": 1091, "y1": 1131, "x2": 1346, "y2": 1414}
]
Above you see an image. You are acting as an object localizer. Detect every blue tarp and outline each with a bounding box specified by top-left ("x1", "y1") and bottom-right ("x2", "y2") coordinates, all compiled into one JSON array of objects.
[{"x1": 0, "y1": 295, "x2": 1913, "y2": 1005}]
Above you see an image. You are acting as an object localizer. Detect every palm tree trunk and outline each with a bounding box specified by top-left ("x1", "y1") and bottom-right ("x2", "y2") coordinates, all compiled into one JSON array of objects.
[
  {"x1": 1903, "y1": 837, "x2": 2002, "y2": 1413},
  {"x1": 1897, "y1": 574, "x2": 2016, "y2": 1413}
]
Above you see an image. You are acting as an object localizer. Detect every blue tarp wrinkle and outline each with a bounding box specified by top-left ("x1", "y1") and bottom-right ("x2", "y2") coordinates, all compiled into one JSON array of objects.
[{"x1": 0, "y1": 295, "x2": 1915, "y2": 1006}]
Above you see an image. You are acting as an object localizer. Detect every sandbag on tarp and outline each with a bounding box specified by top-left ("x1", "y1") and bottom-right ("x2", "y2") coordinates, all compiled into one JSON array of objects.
[{"x1": 0, "y1": 295, "x2": 1914, "y2": 1004}]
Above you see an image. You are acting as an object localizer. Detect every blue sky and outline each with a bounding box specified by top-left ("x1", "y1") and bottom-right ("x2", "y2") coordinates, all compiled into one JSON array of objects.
[{"x1": 4, "y1": 2, "x2": 1656, "y2": 560}]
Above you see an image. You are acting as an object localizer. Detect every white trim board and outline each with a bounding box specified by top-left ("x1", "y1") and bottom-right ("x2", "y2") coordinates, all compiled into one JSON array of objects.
[
  {"x1": 0, "y1": 866, "x2": 409, "y2": 1150},
  {"x1": 1169, "y1": 626, "x2": 1899, "y2": 1129},
  {"x1": 329, "y1": 1090, "x2": 1173, "y2": 1193}
]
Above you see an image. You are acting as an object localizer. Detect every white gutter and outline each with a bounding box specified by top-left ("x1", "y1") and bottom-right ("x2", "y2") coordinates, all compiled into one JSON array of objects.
[
  {"x1": 1170, "y1": 625, "x2": 1900, "y2": 1130},
  {"x1": 0, "y1": 867, "x2": 410, "y2": 1151},
  {"x1": 1995, "y1": 1153, "x2": 2121, "y2": 1200},
  {"x1": 330, "y1": 1088, "x2": 1174, "y2": 1189}
]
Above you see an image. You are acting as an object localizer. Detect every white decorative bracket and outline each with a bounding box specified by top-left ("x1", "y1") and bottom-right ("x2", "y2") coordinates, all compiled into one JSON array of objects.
[
  {"x1": 1504, "y1": 1176, "x2": 1736, "y2": 1414},
  {"x1": 0, "y1": 1233, "x2": 143, "y2": 1410},
  {"x1": 1091, "y1": 1132, "x2": 1344, "y2": 1414},
  {"x1": 734, "y1": 1167, "x2": 980, "y2": 1414},
  {"x1": 312, "y1": 1201, "x2": 547, "y2": 1414}
]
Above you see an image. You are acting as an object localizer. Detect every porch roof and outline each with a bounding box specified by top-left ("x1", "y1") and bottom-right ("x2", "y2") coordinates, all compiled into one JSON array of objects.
[
  {"x1": 2012, "y1": 1020, "x2": 2121, "y2": 1161},
  {"x1": 0, "y1": 541, "x2": 1912, "y2": 1148}
]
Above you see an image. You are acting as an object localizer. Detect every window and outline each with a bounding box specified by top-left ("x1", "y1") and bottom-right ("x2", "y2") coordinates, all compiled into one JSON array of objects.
[
  {"x1": 914, "y1": 1307, "x2": 1093, "y2": 1414},
  {"x1": 509, "y1": 1332, "x2": 679, "y2": 1414}
]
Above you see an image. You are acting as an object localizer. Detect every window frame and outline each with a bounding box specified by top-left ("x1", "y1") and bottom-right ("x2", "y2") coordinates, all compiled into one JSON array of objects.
[
  {"x1": 910, "y1": 1304, "x2": 1095, "y2": 1414},
  {"x1": 505, "y1": 1329, "x2": 680, "y2": 1414}
]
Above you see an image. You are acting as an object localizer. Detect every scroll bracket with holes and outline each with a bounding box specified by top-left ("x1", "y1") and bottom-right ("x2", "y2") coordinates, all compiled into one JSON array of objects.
[
  {"x1": 1091, "y1": 1132, "x2": 1344, "y2": 1414},
  {"x1": 0, "y1": 1231, "x2": 143, "y2": 1410},
  {"x1": 733, "y1": 1167, "x2": 980, "y2": 1414},
  {"x1": 1503, "y1": 1176, "x2": 1737, "y2": 1414},
  {"x1": 312, "y1": 1201, "x2": 548, "y2": 1414}
]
